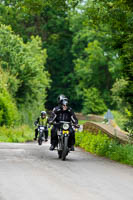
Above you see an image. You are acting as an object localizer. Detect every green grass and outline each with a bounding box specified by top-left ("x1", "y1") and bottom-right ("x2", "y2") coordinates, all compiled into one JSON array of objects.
[
  {"x1": 75, "y1": 131, "x2": 133, "y2": 166},
  {"x1": 0, "y1": 125, "x2": 33, "y2": 143},
  {"x1": 78, "y1": 120, "x2": 88, "y2": 125}
]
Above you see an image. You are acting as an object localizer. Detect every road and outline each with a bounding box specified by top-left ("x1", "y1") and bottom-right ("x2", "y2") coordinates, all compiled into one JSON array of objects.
[{"x1": 0, "y1": 141, "x2": 133, "y2": 200}]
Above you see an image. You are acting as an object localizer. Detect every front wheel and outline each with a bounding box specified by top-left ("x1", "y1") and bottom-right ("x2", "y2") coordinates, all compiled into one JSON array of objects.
[
  {"x1": 58, "y1": 138, "x2": 62, "y2": 159},
  {"x1": 62, "y1": 137, "x2": 69, "y2": 161},
  {"x1": 38, "y1": 132, "x2": 43, "y2": 145},
  {"x1": 38, "y1": 137, "x2": 42, "y2": 145}
]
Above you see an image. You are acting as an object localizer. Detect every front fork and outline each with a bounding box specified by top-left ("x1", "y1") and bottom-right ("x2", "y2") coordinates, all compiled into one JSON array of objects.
[
  {"x1": 58, "y1": 135, "x2": 62, "y2": 150},
  {"x1": 58, "y1": 134, "x2": 69, "y2": 150},
  {"x1": 39, "y1": 130, "x2": 44, "y2": 139}
]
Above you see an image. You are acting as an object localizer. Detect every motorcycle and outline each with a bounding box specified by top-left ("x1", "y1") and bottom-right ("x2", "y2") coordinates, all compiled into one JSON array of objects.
[
  {"x1": 55, "y1": 121, "x2": 79, "y2": 161},
  {"x1": 37, "y1": 125, "x2": 47, "y2": 145}
]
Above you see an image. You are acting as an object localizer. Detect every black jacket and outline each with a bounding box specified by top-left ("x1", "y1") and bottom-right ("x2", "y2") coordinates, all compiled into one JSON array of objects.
[{"x1": 48, "y1": 106, "x2": 78, "y2": 125}]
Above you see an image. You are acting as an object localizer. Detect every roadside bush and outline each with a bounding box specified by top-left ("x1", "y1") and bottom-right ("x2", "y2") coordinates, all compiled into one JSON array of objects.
[
  {"x1": 105, "y1": 142, "x2": 133, "y2": 165},
  {"x1": 0, "y1": 66, "x2": 19, "y2": 126},
  {"x1": 0, "y1": 92, "x2": 19, "y2": 126},
  {"x1": 76, "y1": 131, "x2": 110, "y2": 156},
  {"x1": 75, "y1": 131, "x2": 133, "y2": 166}
]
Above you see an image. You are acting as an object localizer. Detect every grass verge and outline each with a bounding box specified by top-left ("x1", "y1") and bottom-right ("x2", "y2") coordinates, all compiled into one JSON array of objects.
[
  {"x1": 0, "y1": 125, "x2": 33, "y2": 143},
  {"x1": 75, "y1": 131, "x2": 133, "y2": 166}
]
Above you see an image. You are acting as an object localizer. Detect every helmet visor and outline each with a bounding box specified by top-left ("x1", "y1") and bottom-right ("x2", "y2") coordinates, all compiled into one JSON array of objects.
[{"x1": 62, "y1": 100, "x2": 68, "y2": 106}]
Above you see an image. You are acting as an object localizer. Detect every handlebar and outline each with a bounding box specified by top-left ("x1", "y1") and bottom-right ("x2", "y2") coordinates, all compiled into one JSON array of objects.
[
  {"x1": 49, "y1": 121, "x2": 80, "y2": 128},
  {"x1": 74, "y1": 124, "x2": 80, "y2": 128}
]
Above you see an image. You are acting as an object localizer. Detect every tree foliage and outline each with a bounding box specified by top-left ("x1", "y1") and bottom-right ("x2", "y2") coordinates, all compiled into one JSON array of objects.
[
  {"x1": 0, "y1": 66, "x2": 19, "y2": 126},
  {"x1": 82, "y1": 88, "x2": 107, "y2": 115},
  {"x1": 0, "y1": 24, "x2": 50, "y2": 125},
  {"x1": 0, "y1": 0, "x2": 82, "y2": 110},
  {"x1": 0, "y1": 24, "x2": 50, "y2": 106},
  {"x1": 70, "y1": 5, "x2": 122, "y2": 109},
  {"x1": 0, "y1": 0, "x2": 133, "y2": 126},
  {"x1": 81, "y1": 0, "x2": 133, "y2": 113}
]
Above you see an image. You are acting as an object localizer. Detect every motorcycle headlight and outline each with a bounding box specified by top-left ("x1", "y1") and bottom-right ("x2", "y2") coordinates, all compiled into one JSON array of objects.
[
  {"x1": 40, "y1": 126, "x2": 44, "y2": 130},
  {"x1": 63, "y1": 123, "x2": 69, "y2": 130}
]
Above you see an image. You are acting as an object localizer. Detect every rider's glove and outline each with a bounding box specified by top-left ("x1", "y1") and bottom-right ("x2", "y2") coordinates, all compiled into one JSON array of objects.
[
  {"x1": 48, "y1": 124, "x2": 51, "y2": 128},
  {"x1": 34, "y1": 122, "x2": 37, "y2": 126},
  {"x1": 48, "y1": 121, "x2": 53, "y2": 125},
  {"x1": 75, "y1": 124, "x2": 80, "y2": 128}
]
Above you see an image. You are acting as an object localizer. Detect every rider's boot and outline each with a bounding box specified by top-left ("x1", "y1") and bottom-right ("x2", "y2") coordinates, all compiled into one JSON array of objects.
[
  {"x1": 49, "y1": 144, "x2": 55, "y2": 151},
  {"x1": 70, "y1": 145, "x2": 75, "y2": 151}
]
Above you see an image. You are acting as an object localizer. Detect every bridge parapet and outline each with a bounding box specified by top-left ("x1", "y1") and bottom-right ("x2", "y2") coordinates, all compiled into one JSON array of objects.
[{"x1": 83, "y1": 121, "x2": 130, "y2": 144}]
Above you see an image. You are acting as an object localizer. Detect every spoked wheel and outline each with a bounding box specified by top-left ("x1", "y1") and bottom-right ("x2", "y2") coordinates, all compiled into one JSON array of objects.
[{"x1": 61, "y1": 137, "x2": 69, "y2": 161}]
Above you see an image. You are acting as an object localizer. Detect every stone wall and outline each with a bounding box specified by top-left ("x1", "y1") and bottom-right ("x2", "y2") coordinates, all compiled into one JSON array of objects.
[{"x1": 83, "y1": 121, "x2": 130, "y2": 144}]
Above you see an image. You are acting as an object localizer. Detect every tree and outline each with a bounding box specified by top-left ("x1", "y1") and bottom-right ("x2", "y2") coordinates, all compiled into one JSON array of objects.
[
  {"x1": 82, "y1": 88, "x2": 107, "y2": 115},
  {"x1": 0, "y1": 66, "x2": 19, "y2": 126},
  {"x1": 70, "y1": 4, "x2": 122, "y2": 109},
  {"x1": 80, "y1": 0, "x2": 133, "y2": 114},
  {"x1": 0, "y1": 24, "x2": 51, "y2": 124},
  {"x1": 0, "y1": 24, "x2": 50, "y2": 105},
  {"x1": 0, "y1": 0, "x2": 82, "y2": 110}
]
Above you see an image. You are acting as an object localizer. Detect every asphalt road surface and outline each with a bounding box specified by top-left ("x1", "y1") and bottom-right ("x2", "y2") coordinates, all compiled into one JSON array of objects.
[{"x1": 0, "y1": 141, "x2": 133, "y2": 200}]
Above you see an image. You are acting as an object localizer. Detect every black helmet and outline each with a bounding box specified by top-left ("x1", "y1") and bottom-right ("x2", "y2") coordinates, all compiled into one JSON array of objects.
[
  {"x1": 57, "y1": 94, "x2": 68, "y2": 105},
  {"x1": 41, "y1": 111, "x2": 46, "y2": 117},
  {"x1": 61, "y1": 99, "x2": 68, "y2": 106}
]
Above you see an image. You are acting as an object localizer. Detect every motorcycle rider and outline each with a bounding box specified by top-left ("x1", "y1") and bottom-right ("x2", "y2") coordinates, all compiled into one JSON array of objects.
[
  {"x1": 48, "y1": 94, "x2": 79, "y2": 151},
  {"x1": 34, "y1": 111, "x2": 48, "y2": 142}
]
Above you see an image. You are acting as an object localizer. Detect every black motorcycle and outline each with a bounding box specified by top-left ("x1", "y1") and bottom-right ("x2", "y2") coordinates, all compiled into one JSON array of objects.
[
  {"x1": 55, "y1": 121, "x2": 80, "y2": 161},
  {"x1": 57, "y1": 121, "x2": 71, "y2": 160},
  {"x1": 37, "y1": 125, "x2": 46, "y2": 145}
]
